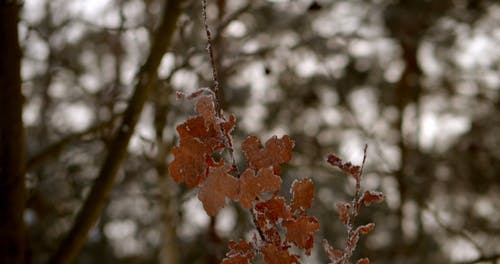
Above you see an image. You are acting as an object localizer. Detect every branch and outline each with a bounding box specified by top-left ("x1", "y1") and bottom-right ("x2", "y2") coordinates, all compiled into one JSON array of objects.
[
  {"x1": 26, "y1": 114, "x2": 120, "y2": 171},
  {"x1": 201, "y1": 0, "x2": 221, "y2": 113},
  {"x1": 48, "y1": 0, "x2": 186, "y2": 263}
]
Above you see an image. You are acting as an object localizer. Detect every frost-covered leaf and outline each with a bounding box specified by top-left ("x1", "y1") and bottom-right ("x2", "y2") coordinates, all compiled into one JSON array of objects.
[
  {"x1": 360, "y1": 191, "x2": 384, "y2": 207},
  {"x1": 323, "y1": 239, "x2": 344, "y2": 263},
  {"x1": 282, "y1": 215, "x2": 320, "y2": 255},
  {"x1": 255, "y1": 197, "x2": 292, "y2": 226},
  {"x1": 355, "y1": 223, "x2": 375, "y2": 235},
  {"x1": 239, "y1": 168, "x2": 282, "y2": 208},
  {"x1": 356, "y1": 258, "x2": 370, "y2": 264},
  {"x1": 336, "y1": 202, "x2": 351, "y2": 225},
  {"x1": 242, "y1": 135, "x2": 294, "y2": 174},
  {"x1": 261, "y1": 244, "x2": 300, "y2": 264},
  {"x1": 169, "y1": 95, "x2": 236, "y2": 188},
  {"x1": 198, "y1": 165, "x2": 239, "y2": 216},
  {"x1": 195, "y1": 95, "x2": 218, "y2": 131},
  {"x1": 290, "y1": 178, "x2": 314, "y2": 214},
  {"x1": 221, "y1": 240, "x2": 255, "y2": 264},
  {"x1": 168, "y1": 137, "x2": 209, "y2": 188},
  {"x1": 326, "y1": 153, "x2": 361, "y2": 180}
]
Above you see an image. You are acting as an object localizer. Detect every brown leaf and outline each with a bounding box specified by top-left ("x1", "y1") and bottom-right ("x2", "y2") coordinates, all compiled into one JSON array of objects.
[
  {"x1": 255, "y1": 197, "x2": 292, "y2": 226},
  {"x1": 169, "y1": 96, "x2": 236, "y2": 188},
  {"x1": 238, "y1": 168, "x2": 282, "y2": 208},
  {"x1": 168, "y1": 137, "x2": 209, "y2": 188},
  {"x1": 356, "y1": 258, "x2": 370, "y2": 264},
  {"x1": 264, "y1": 228, "x2": 282, "y2": 246},
  {"x1": 356, "y1": 223, "x2": 375, "y2": 235},
  {"x1": 242, "y1": 135, "x2": 294, "y2": 174},
  {"x1": 336, "y1": 202, "x2": 351, "y2": 225},
  {"x1": 261, "y1": 244, "x2": 300, "y2": 264},
  {"x1": 282, "y1": 215, "x2": 320, "y2": 255},
  {"x1": 195, "y1": 95, "x2": 218, "y2": 131},
  {"x1": 198, "y1": 165, "x2": 239, "y2": 216},
  {"x1": 290, "y1": 178, "x2": 315, "y2": 214},
  {"x1": 360, "y1": 190, "x2": 384, "y2": 207},
  {"x1": 221, "y1": 240, "x2": 255, "y2": 264},
  {"x1": 326, "y1": 153, "x2": 361, "y2": 180},
  {"x1": 323, "y1": 239, "x2": 344, "y2": 263}
]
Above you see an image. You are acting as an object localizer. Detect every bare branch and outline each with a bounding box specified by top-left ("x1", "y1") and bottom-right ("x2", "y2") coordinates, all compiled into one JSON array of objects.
[
  {"x1": 201, "y1": 0, "x2": 221, "y2": 113},
  {"x1": 26, "y1": 115, "x2": 120, "y2": 171},
  {"x1": 48, "y1": 0, "x2": 186, "y2": 263}
]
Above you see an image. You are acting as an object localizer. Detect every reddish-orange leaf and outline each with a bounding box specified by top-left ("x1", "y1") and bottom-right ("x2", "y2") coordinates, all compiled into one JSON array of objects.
[
  {"x1": 326, "y1": 153, "x2": 361, "y2": 180},
  {"x1": 360, "y1": 190, "x2": 384, "y2": 206},
  {"x1": 356, "y1": 258, "x2": 370, "y2": 264},
  {"x1": 242, "y1": 135, "x2": 294, "y2": 174},
  {"x1": 168, "y1": 137, "x2": 208, "y2": 188},
  {"x1": 336, "y1": 202, "x2": 351, "y2": 225},
  {"x1": 221, "y1": 240, "x2": 255, "y2": 264},
  {"x1": 255, "y1": 197, "x2": 292, "y2": 226},
  {"x1": 323, "y1": 239, "x2": 344, "y2": 263},
  {"x1": 290, "y1": 178, "x2": 314, "y2": 214},
  {"x1": 263, "y1": 228, "x2": 282, "y2": 246},
  {"x1": 198, "y1": 165, "x2": 239, "y2": 216},
  {"x1": 282, "y1": 215, "x2": 320, "y2": 255},
  {"x1": 261, "y1": 244, "x2": 300, "y2": 264},
  {"x1": 223, "y1": 114, "x2": 236, "y2": 139},
  {"x1": 177, "y1": 117, "x2": 224, "y2": 152},
  {"x1": 239, "y1": 168, "x2": 282, "y2": 208},
  {"x1": 356, "y1": 223, "x2": 375, "y2": 235},
  {"x1": 195, "y1": 95, "x2": 218, "y2": 131}
]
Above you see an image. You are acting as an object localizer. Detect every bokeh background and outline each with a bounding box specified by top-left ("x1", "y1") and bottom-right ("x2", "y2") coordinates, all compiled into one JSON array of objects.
[{"x1": 18, "y1": 0, "x2": 500, "y2": 263}]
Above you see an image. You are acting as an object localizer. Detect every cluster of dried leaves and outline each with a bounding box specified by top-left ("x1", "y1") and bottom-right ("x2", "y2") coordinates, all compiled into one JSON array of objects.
[
  {"x1": 168, "y1": 92, "x2": 383, "y2": 263},
  {"x1": 323, "y1": 153, "x2": 384, "y2": 264}
]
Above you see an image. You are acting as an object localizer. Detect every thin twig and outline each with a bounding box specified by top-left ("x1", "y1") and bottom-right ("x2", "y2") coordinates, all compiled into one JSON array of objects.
[
  {"x1": 201, "y1": 0, "x2": 221, "y2": 113},
  {"x1": 200, "y1": 0, "x2": 240, "y2": 172},
  {"x1": 251, "y1": 208, "x2": 267, "y2": 243}
]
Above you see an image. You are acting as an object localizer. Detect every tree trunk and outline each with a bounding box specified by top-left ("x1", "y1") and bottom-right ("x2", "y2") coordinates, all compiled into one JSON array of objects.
[{"x1": 0, "y1": 1, "x2": 27, "y2": 263}]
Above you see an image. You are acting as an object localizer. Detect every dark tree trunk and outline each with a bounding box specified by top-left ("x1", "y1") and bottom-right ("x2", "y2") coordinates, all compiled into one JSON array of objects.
[{"x1": 0, "y1": 1, "x2": 27, "y2": 263}]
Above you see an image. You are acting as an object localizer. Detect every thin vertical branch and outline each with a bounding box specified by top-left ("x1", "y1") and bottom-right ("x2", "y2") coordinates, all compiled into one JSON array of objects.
[{"x1": 201, "y1": 0, "x2": 221, "y2": 113}]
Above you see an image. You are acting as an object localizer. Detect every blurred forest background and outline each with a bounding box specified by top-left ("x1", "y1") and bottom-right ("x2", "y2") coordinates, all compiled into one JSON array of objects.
[{"x1": 1, "y1": 0, "x2": 500, "y2": 263}]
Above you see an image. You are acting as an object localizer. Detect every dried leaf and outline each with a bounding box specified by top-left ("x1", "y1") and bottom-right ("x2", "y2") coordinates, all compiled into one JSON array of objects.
[
  {"x1": 255, "y1": 197, "x2": 292, "y2": 226},
  {"x1": 169, "y1": 137, "x2": 209, "y2": 188},
  {"x1": 261, "y1": 244, "x2": 300, "y2": 264},
  {"x1": 177, "y1": 117, "x2": 224, "y2": 151},
  {"x1": 242, "y1": 135, "x2": 294, "y2": 174},
  {"x1": 356, "y1": 258, "x2": 370, "y2": 264},
  {"x1": 221, "y1": 240, "x2": 255, "y2": 264},
  {"x1": 198, "y1": 165, "x2": 239, "y2": 216},
  {"x1": 290, "y1": 178, "x2": 315, "y2": 214},
  {"x1": 264, "y1": 228, "x2": 282, "y2": 245},
  {"x1": 336, "y1": 202, "x2": 351, "y2": 225},
  {"x1": 326, "y1": 153, "x2": 361, "y2": 180},
  {"x1": 323, "y1": 239, "x2": 344, "y2": 263},
  {"x1": 356, "y1": 223, "x2": 375, "y2": 235},
  {"x1": 282, "y1": 215, "x2": 320, "y2": 255},
  {"x1": 195, "y1": 95, "x2": 218, "y2": 131},
  {"x1": 360, "y1": 191, "x2": 384, "y2": 207},
  {"x1": 169, "y1": 96, "x2": 236, "y2": 188},
  {"x1": 239, "y1": 168, "x2": 282, "y2": 208}
]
